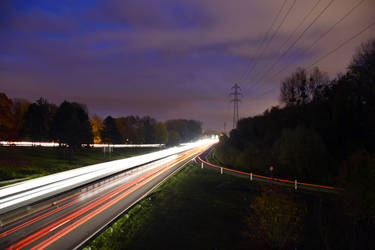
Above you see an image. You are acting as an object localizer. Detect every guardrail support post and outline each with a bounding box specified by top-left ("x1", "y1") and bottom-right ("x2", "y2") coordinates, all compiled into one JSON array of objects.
[
  {"x1": 250, "y1": 173, "x2": 253, "y2": 181},
  {"x1": 294, "y1": 179, "x2": 297, "y2": 190},
  {"x1": 221, "y1": 168, "x2": 223, "y2": 174},
  {"x1": 201, "y1": 162, "x2": 204, "y2": 169}
]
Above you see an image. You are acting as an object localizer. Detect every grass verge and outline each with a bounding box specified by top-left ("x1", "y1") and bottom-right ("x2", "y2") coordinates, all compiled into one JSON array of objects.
[
  {"x1": 0, "y1": 146, "x2": 158, "y2": 185},
  {"x1": 88, "y1": 163, "x2": 262, "y2": 249}
]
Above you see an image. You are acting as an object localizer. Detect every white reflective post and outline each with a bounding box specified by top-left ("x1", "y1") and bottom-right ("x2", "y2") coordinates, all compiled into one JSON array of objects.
[
  {"x1": 221, "y1": 168, "x2": 223, "y2": 174},
  {"x1": 250, "y1": 173, "x2": 253, "y2": 181}
]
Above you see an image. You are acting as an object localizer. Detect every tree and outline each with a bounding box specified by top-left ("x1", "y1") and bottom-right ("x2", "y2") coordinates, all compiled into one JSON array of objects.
[
  {"x1": 166, "y1": 119, "x2": 202, "y2": 142},
  {"x1": 339, "y1": 151, "x2": 375, "y2": 223},
  {"x1": 138, "y1": 116, "x2": 156, "y2": 143},
  {"x1": 51, "y1": 101, "x2": 93, "y2": 147},
  {"x1": 91, "y1": 115, "x2": 103, "y2": 143},
  {"x1": 154, "y1": 122, "x2": 168, "y2": 144},
  {"x1": 186, "y1": 120, "x2": 202, "y2": 141},
  {"x1": 272, "y1": 126, "x2": 332, "y2": 183},
  {"x1": 280, "y1": 67, "x2": 329, "y2": 106},
  {"x1": 0, "y1": 93, "x2": 15, "y2": 140},
  {"x1": 166, "y1": 130, "x2": 180, "y2": 147},
  {"x1": 11, "y1": 98, "x2": 31, "y2": 140},
  {"x1": 22, "y1": 97, "x2": 56, "y2": 141},
  {"x1": 101, "y1": 116, "x2": 122, "y2": 144},
  {"x1": 116, "y1": 116, "x2": 140, "y2": 144}
]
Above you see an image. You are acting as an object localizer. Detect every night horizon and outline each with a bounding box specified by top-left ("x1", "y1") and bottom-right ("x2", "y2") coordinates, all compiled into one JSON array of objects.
[
  {"x1": 1, "y1": 1, "x2": 375, "y2": 249},
  {"x1": 1, "y1": 0, "x2": 374, "y2": 130}
]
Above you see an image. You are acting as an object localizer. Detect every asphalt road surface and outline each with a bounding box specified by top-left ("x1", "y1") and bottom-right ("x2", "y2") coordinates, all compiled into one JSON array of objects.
[{"x1": 0, "y1": 144, "x2": 211, "y2": 250}]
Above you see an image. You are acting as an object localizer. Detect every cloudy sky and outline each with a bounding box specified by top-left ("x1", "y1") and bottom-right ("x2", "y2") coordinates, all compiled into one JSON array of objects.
[{"x1": 1, "y1": 0, "x2": 374, "y2": 130}]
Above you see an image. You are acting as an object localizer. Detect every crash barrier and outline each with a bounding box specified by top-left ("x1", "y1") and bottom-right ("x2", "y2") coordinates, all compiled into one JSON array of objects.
[{"x1": 197, "y1": 155, "x2": 344, "y2": 193}]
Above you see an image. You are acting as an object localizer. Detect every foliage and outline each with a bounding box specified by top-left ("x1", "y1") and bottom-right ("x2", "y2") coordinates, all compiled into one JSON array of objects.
[
  {"x1": 154, "y1": 122, "x2": 168, "y2": 144},
  {"x1": 51, "y1": 101, "x2": 93, "y2": 147},
  {"x1": 339, "y1": 151, "x2": 375, "y2": 222},
  {"x1": 272, "y1": 126, "x2": 333, "y2": 183},
  {"x1": 166, "y1": 130, "x2": 180, "y2": 147},
  {"x1": 166, "y1": 119, "x2": 202, "y2": 143},
  {"x1": 90, "y1": 115, "x2": 103, "y2": 144},
  {"x1": 216, "y1": 39, "x2": 375, "y2": 184},
  {"x1": 101, "y1": 116, "x2": 122, "y2": 144},
  {"x1": 0, "y1": 93, "x2": 15, "y2": 140},
  {"x1": 280, "y1": 67, "x2": 329, "y2": 106},
  {"x1": 11, "y1": 99, "x2": 31, "y2": 139},
  {"x1": 244, "y1": 187, "x2": 304, "y2": 249},
  {"x1": 22, "y1": 97, "x2": 56, "y2": 141},
  {"x1": 213, "y1": 39, "x2": 375, "y2": 248},
  {"x1": 89, "y1": 164, "x2": 261, "y2": 250}
]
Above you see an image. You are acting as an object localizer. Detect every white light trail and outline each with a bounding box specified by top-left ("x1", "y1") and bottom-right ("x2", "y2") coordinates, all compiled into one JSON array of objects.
[{"x1": 0, "y1": 139, "x2": 217, "y2": 214}]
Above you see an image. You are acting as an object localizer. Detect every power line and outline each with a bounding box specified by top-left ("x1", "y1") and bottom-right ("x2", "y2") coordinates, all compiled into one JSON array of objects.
[
  {"x1": 251, "y1": 0, "x2": 322, "y2": 83},
  {"x1": 254, "y1": 0, "x2": 336, "y2": 84},
  {"x1": 269, "y1": 0, "x2": 370, "y2": 80},
  {"x1": 244, "y1": 0, "x2": 297, "y2": 83},
  {"x1": 306, "y1": 19, "x2": 375, "y2": 69},
  {"x1": 275, "y1": 0, "x2": 323, "y2": 57},
  {"x1": 268, "y1": 0, "x2": 365, "y2": 79},
  {"x1": 237, "y1": 0, "x2": 288, "y2": 85}
]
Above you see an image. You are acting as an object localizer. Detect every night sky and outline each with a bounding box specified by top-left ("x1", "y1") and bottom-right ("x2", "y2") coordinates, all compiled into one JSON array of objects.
[{"x1": 1, "y1": 0, "x2": 374, "y2": 130}]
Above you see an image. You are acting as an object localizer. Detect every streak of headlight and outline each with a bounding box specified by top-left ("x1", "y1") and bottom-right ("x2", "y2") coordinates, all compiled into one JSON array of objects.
[{"x1": 0, "y1": 139, "x2": 216, "y2": 214}]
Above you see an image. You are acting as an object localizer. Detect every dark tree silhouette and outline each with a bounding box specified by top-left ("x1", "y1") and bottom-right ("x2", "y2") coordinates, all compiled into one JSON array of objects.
[
  {"x1": 51, "y1": 101, "x2": 93, "y2": 147},
  {"x1": 101, "y1": 116, "x2": 122, "y2": 144},
  {"x1": 22, "y1": 97, "x2": 56, "y2": 141}
]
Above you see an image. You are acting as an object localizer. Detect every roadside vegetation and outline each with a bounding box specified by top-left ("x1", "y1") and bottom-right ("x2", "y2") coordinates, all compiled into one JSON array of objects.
[
  {"x1": 88, "y1": 163, "x2": 374, "y2": 249},
  {"x1": 0, "y1": 94, "x2": 202, "y2": 147},
  {"x1": 0, "y1": 146, "x2": 156, "y2": 184},
  {"x1": 214, "y1": 39, "x2": 375, "y2": 248}
]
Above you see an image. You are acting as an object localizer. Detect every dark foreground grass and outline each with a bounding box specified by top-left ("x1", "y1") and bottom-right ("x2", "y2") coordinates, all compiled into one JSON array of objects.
[
  {"x1": 0, "y1": 146, "x2": 157, "y2": 184},
  {"x1": 88, "y1": 163, "x2": 370, "y2": 250},
  {"x1": 89, "y1": 164, "x2": 263, "y2": 250}
]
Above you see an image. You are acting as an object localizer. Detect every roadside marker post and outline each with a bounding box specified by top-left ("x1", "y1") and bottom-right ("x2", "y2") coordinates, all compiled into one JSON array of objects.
[
  {"x1": 201, "y1": 162, "x2": 204, "y2": 169},
  {"x1": 250, "y1": 173, "x2": 253, "y2": 181},
  {"x1": 295, "y1": 179, "x2": 297, "y2": 190},
  {"x1": 221, "y1": 167, "x2": 223, "y2": 174}
]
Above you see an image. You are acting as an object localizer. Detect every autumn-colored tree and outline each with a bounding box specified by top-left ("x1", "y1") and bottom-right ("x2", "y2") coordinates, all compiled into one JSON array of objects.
[
  {"x1": 11, "y1": 98, "x2": 31, "y2": 139},
  {"x1": 154, "y1": 122, "x2": 168, "y2": 144},
  {"x1": 90, "y1": 115, "x2": 103, "y2": 143}
]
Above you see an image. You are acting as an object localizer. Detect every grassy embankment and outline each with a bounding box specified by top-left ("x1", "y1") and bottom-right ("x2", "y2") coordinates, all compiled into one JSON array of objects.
[
  {"x1": 0, "y1": 146, "x2": 157, "y2": 185},
  {"x1": 88, "y1": 163, "x2": 349, "y2": 250}
]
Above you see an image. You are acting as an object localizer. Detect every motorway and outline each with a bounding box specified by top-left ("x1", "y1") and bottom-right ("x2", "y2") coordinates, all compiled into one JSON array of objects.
[{"x1": 0, "y1": 143, "x2": 212, "y2": 250}]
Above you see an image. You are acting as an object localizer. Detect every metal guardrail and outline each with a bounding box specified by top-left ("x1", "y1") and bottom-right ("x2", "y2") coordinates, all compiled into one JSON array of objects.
[{"x1": 196, "y1": 155, "x2": 344, "y2": 193}]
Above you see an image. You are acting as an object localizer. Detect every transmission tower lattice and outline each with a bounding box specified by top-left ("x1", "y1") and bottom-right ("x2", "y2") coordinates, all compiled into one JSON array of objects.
[{"x1": 230, "y1": 83, "x2": 241, "y2": 129}]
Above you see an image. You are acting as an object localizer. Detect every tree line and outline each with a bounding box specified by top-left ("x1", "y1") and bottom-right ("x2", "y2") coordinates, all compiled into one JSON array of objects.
[
  {"x1": 0, "y1": 95, "x2": 202, "y2": 147},
  {"x1": 215, "y1": 39, "x2": 375, "y2": 230}
]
